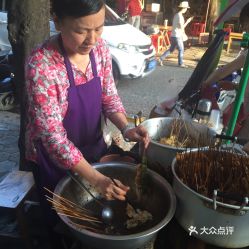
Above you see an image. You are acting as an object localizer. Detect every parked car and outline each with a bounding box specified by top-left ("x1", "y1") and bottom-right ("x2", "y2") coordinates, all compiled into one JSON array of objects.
[
  {"x1": 0, "y1": 11, "x2": 10, "y2": 51},
  {"x1": 0, "y1": 6, "x2": 156, "y2": 84}
]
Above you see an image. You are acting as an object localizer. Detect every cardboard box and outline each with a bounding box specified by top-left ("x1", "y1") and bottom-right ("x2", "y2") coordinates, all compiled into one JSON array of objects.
[{"x1": 146, "y1": 4, "x2": 152, "y2": 12}]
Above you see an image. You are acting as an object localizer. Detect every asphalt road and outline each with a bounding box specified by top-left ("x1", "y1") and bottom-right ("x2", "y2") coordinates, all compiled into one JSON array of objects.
[{"x1": 117, "y1": 65, "x2": 193, "y2": 117}]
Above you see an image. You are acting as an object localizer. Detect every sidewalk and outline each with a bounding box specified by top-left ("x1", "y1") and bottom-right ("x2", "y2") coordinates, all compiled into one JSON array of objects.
[
  {"x1": 0, "y1": 111, "x2": 20, "y2": 173},
  {"x1": 158, "y1": 43, "x2": 239, "y2": 68}
]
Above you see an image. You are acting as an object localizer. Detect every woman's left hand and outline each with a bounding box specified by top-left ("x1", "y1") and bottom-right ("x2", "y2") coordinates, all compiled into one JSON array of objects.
[{"x1": 123, "y1": 125, "x2": 150, "y2": 148}]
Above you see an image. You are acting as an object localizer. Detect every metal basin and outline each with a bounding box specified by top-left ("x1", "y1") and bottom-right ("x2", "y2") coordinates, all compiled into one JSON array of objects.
[
  {"x1": 54, "y1": 162, "x2": 176, "y2": 249},
  {"x1": 172, "y1": 151, "x2": 249, "y2": 248},
  {"x1": 140, "y1": 117, "x2": 216, "y2": 180}
]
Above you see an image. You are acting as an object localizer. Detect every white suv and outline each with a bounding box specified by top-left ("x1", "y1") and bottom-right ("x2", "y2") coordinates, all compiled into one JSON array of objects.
[
  {"x1": 103, "y1": 6, "x2": 156, "y2": 84},
  {"x1": 0, "y1": 6, "x2": 156, "y2": 84}
]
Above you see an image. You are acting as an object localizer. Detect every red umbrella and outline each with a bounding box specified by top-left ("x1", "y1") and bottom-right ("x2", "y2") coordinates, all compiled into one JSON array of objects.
[{"x1": 214, "y1": 0, "x2": 249, "y2": 26}]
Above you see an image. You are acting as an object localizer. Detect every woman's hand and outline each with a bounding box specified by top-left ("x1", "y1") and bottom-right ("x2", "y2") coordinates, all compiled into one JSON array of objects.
[
  {"x1": 95, "y1": 174, "x2": 130, "y2": 201},
  {"x1": 187, "y1": 16, "x2": 194, "y2": 23},
  {"x1": 73, "y1": 158, "x2": 129, "y2": 201},
  {"x1": 109, "y1": 113, "x2": 149, "y2": 148},
  {"x1": 123, "y1": 125, "x2": 150, "y2": 148}
]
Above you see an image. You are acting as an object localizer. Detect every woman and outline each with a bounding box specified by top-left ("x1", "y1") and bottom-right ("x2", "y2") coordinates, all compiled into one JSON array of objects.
[
  {"x1": 158, "y1": 1, "x2": 193, "y2": 67},
  {"x1": 25, "y1": 0, "x2": 149, "y2": 233},
  {"x1": 202, "y1": 2, "x2": 249, "y2": 153}
]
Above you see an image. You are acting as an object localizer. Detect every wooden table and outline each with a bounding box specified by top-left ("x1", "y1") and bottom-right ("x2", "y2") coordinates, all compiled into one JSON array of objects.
[
  {"x1": 227, "y1": 32, "x2": 243, "y2": 53},
  {"x1": 157, "y1": 25, "x2": 172, "y2": 31}
]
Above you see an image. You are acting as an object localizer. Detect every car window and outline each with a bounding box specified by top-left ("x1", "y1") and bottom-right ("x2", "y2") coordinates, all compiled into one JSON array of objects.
[{"x1": 105, "y1": 6, "x2": 125, "y2": 26}]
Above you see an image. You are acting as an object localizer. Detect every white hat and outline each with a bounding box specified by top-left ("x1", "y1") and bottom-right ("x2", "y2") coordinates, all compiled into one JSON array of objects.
[{"x1": 178, "y1": 1, "x2": 190, "y2": 8}]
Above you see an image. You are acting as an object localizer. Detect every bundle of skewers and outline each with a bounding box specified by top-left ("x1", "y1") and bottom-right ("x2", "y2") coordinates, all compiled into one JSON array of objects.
[
  {"x1": 159, "y1": 118, "x2": 192, "y2": 147},
  {"x1": 158, "y1": 118, "x2": 215, "y2": 148},
  {"x1": 45, "y1": 187, "x2": 104, "y2": 233},
  {"x1": 176, "y1": 147, "x2": 249, "y2": 205}
]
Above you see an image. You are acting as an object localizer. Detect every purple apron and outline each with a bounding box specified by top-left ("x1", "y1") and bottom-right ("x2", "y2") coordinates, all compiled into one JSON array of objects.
[{"x1": 35, "y1": 36, "x2": 107, "y2": 225}]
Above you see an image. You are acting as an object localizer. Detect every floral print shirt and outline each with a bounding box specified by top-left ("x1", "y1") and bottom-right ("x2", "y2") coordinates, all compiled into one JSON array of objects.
[{"x1": 25, "y1": 36, "x2": 125, "y2": 169}]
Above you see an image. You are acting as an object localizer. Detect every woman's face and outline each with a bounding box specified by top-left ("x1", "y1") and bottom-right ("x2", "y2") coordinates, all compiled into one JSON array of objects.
[
  {"x1": 181, "y1": 8, "x2": 188, "y2": 14},
  {"x1": 55, "y1": 7, "x2": 105, "y2": 55}
]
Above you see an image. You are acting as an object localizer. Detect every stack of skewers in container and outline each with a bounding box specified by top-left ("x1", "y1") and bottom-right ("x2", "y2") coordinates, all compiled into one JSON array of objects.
[{"x1": 171, "y1": 147, "x2": 249, "y2": 248}]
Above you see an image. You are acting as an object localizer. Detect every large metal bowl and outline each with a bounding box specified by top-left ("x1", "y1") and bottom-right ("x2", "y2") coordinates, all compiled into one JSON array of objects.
[
  {"x1": 140, "y1": 117, "x2": 216, "y2": 179},
  {"x1": 54, "y1": 162, "x2": 176, "y2": 249},
  {"x1": 172, "y1": 151, "x2": 249, "y2": 248}
]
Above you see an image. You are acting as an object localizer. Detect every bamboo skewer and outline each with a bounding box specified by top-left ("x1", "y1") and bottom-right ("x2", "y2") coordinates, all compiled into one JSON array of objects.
[
  {"x1": 46, "y1": 197, "x2": 101, "y2": 223},
  {"x1": 45, "y1": 187, "x2": 91, "y2": 211},
  {"x1": 44, "y1": 187, "x2": 104, "y2": 232},
  {"x1": 55, "y1": 212, "x2": 101, "y2": 224}
]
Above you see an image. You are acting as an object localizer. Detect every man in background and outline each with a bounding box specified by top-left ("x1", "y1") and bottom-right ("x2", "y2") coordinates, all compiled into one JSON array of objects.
[{"x1": 126, "y1": 0, "x2": 143, "y2": 29}]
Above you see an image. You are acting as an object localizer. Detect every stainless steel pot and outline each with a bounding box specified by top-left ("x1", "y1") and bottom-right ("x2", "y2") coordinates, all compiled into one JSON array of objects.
[
  {"x1": 140, "y1": 117, "x2": 216, "y2": 179},
  {"x1": 172, "y1": 153, "x2": 249, "y2": 248},
  {"x1": 54, "y1": 162, "x2": 176, "y2": 249}
]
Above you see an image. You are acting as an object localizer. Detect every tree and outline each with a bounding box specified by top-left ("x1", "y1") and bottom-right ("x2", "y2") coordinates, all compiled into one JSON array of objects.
[{"x1": 7, "y1": 0, "x2": 50, "y2": 170}]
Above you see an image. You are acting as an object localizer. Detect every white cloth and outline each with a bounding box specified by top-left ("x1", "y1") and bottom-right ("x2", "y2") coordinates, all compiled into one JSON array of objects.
[{"x1": 171, "y1": 12, "x2": 185, "y2": 38}]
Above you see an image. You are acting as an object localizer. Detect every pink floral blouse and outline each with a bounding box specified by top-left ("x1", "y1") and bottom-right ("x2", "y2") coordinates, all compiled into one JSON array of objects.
[{"x1": 25, "y1": 36, "x2": 125, "y2": 169}]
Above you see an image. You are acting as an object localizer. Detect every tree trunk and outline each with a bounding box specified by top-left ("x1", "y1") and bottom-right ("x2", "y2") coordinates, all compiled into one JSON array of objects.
[{"x1": 7, "y1": 0, "x2": 50, "y2": 170}]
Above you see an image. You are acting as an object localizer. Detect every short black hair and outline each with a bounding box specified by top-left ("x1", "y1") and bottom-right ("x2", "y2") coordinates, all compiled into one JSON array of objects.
[
  {"x1": 52, "y1": 0, "x2": 105, "y2": 19},
  {"x1": 240, "y1": 3, "x2": 249, "y2": 26}
]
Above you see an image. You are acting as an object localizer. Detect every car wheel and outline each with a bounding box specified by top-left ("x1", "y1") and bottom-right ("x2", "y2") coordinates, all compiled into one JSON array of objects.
[
  {"x1": 0, "y1": 92, "x2": 15, "y2": 111},
  {"x1": 112, "y1": 61, "x2": 120, "y2": 86}
]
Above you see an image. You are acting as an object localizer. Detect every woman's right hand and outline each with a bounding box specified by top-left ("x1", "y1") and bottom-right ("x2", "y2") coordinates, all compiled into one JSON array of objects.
[
  {"x1": 73, "y1": 158, "x2": 130, "y2": 201},
  {"x1": 187, "y1": 16, "x2": 194, "y2": 23},
  {"x1": 95, "y1": 174, "x2": 130, "y2": 201}
]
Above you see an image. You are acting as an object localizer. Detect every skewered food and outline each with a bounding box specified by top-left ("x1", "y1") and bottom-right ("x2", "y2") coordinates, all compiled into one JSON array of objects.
[
  {"x1": 158, "y1": 119, "x2": 193, "y2": 147},
  {"x1": 158, "y1": 119, "x2": 213, "y2": 148},
  {"x1": 159, "y1": 134, "x2": 192, "y2": 147}
]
